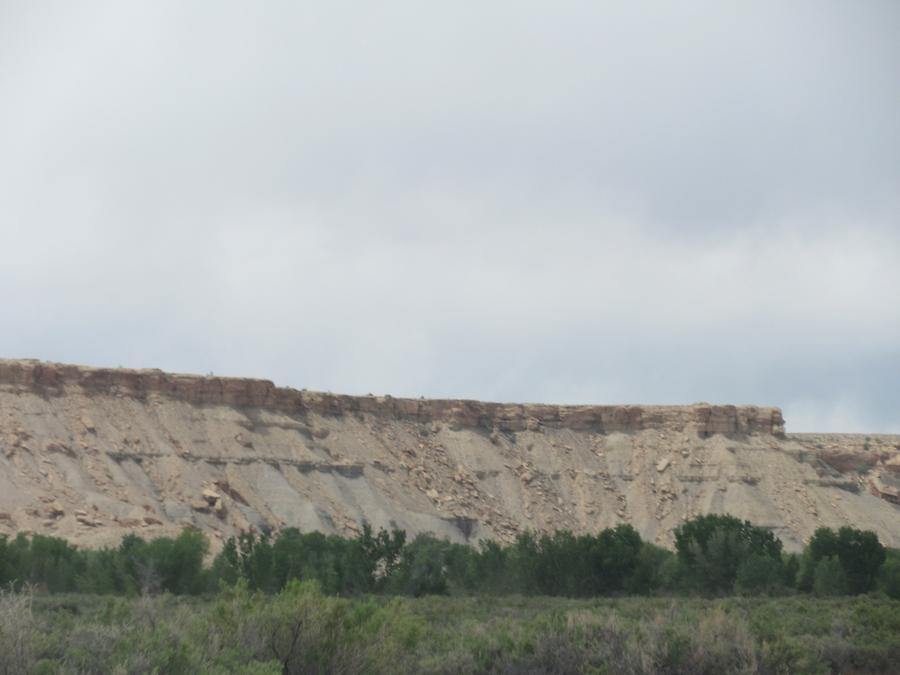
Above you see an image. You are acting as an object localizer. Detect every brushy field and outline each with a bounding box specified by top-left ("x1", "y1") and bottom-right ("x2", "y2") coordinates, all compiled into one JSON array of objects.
[{"x1": 2, "y1": 584, "x2": 898, "y2": 674}]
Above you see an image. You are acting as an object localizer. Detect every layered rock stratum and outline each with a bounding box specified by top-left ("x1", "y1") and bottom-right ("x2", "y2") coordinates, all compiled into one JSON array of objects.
[{"x1": 0, "y1": 359, "x2": 898, "y2": 551}]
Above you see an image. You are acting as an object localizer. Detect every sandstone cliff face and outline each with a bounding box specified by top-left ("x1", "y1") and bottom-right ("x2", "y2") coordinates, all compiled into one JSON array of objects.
[
  {"x1": 0, "y1": 360, "x2": 785, "y2": 436},
  {"x1": 0, "y1": 360, "x2": 897, "y2": 552}
]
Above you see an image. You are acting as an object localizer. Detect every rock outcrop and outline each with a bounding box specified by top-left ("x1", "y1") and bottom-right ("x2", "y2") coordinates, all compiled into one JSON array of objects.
[
  {"x1": 0, "y1": 359, "x2": 897, "y2": 551},
  {"x1": 0, "y1": 360, "x2": 785, "y2": 436}
]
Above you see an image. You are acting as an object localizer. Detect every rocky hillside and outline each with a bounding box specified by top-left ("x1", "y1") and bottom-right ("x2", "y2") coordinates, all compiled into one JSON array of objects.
[{"x1": 1, "y1": 360, "x2": 898, "y2": 552}]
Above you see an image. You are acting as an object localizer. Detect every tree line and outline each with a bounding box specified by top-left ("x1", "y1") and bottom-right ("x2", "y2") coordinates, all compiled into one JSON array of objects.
[{"x1": 1, "y1": 514, "x2": 898, "y2": 598}]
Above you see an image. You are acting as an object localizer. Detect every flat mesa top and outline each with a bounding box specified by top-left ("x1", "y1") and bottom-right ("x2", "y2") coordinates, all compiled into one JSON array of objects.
[{"x1": 0, "y1": 358, "x2": 785, "y2": 436}]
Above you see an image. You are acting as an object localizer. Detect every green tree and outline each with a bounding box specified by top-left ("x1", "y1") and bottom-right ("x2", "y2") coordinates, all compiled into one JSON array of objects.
[
  {"x1": 0, "y1": 536, "x2": 9, "y2": 586},
  {"x1": 813, "y1": 556, "x2": 848, "y2": 596},
  {"x1": 210, "y1": 536, "x2": 241, "y2": 588},
  {"x1": 877, "y1": 551, "x2": 900, "y2": 600},
  {"x1": 782, "y1": 553, "x2": 800, "y2": 589},
  {"x1": 79, "y1": 547, "x2": 136, "y2": 594},
  {"x1": 237, "y1": 530, "x2": 276, "y2": 592},
  {"x1": 271, "y1": 529, "x2": 334, "y2": 592},
  {"x1": 507, "y1": 531, "x2": 540, "y2": 594},
  {"x1": 391, "y1": 534, "x2": 450, "y2": 596},
  {"x1": 532, "y1": 530, "x2": 582, "y2": 596},
  {"x1": 361, "y1": 525, "x2": 406, "y2": 590},
  {"x1": 735, "y1": 554, "x2": 784, "y2": 595},
  {"x1": 624, "y1": 542, "x2": 675, "y2": 594},
  {"x1": 473, "y1": 539, "x2": 510, "y2": 593},
  {"x1": 144, "y1": 530, "x2": 209, "y2": 594},
  {"x1": 592, "y1": 524, "x2": 644, "y2": 594},
  {"x1": 806, "y1": 527, "x2": 886, "y2": 594},
  {"x1": 674, "y1": 514, "x2": 783, "y2": 593},
  {"x1": 24, "y1": 534, "x2": 82, "y2": 592}
]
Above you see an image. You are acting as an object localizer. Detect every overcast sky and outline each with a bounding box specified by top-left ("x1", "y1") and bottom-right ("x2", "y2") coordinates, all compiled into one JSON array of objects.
[{"x1": 1, "y1": 2, "x2": 898, "y2": 432}]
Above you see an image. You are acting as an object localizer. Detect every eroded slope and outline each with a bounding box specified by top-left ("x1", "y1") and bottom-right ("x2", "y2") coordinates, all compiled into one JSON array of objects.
[{"x1": 0, "y1": 360, "x2": 897, "y2": 551}]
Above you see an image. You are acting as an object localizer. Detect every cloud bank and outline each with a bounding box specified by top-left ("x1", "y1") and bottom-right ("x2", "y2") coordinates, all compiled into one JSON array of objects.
[{"x1": 1, "y1": 1, "x2": 898, "y2": 431}]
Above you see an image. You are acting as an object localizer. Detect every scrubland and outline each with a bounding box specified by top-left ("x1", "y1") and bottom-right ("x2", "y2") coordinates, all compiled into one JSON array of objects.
[{"x1": 1, "y1": 514, "x2": 899, "y2": 674}]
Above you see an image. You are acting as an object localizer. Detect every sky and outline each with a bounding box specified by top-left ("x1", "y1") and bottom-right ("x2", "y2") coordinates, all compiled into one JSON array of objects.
[{"x1": 1, "y1": 1, "x2": 898, "y2": 432}]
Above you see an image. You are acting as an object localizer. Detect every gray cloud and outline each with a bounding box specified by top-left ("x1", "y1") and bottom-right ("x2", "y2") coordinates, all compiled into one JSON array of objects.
[{"x1": 1, "y1": 1, "x2": 898, "y2": 432}]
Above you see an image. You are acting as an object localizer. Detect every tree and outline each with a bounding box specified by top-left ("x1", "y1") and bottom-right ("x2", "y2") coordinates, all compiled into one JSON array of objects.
[
  {"x1": 674, "y1": 514, "x2": 783, "y2": 593},
  {"x1": 238, "y1": 531, "x2": 275, "y2": 592},
  {"x1": 625, "y1": 543, "x2": 675, "y2": 594},
  {"x1": 357, "y1": 524, "x2": 406, "y2": 592},
  {"x1": 473, "y1": 539, "x2": 510, "y2": 593},
  {"x1": 507, "y1": 531, "x2": 540, "y2": 594},
  {"x1": 137, "y1": 529, "x2": 209, "y2": 595},
  {"x1": 0, "y1": 536, "x2": 9, "y2": 587},
  {"x1": 23, "y1": 534, "x2": 82, "y2": 592},
  {"x1": 391, "y1": 534, "x2": 450, "y2": 596},
  {"x1": 167, "y1": 528, "x2": 210, "y2": 594},
  {"x1": 806, "y1": 527, "x2": 886, "y2": 594},
  {"x1": 210, "y1": 536, "x2": 241, "y2": 587},
  {"x1": 813, "y1": 556, "x2": 848, "y2": 596},
  {"x1": 735, "y1": 555, "x2": 784, "y2": 595},
  {"x1": 782, "y1": 553, "x2": 800, "y2": 589},
  {"x1": 836, "y1": 528, "x2": 886, "y2": 594},
  {"x1": 270, "y1": 529, "x2": 335, "y2": 592},
  {"x1": 532, "y1": 530, "x2": 582, "y2": 596},
  {"x1": 879, "y1": 552, "x2": 900, "y2": 600},
  {"x1": 592, "y1": 524, "x2": 643, "y2": 594},
  {"x1": 79, "y1": 547, "x2": 135, "y2": 594}
]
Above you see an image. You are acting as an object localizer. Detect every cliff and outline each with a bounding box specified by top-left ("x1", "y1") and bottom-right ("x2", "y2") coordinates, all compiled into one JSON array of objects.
[
  {"x1": 0, "y1": 359, "x2": 897, "y2": 551},
  {"x1": 0, "y1": 360, "x2": 785, "y2": 436}
]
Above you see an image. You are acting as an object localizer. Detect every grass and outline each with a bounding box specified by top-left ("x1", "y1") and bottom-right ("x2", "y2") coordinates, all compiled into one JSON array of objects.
[{"x1": 5, "y1": 588, "x2": 899, "y2": 674}]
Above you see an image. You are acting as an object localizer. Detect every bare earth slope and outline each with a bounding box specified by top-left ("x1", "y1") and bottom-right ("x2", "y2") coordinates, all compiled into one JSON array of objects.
[{"x1": 0, "y1": 360, "x2": 898, "y2": 552}]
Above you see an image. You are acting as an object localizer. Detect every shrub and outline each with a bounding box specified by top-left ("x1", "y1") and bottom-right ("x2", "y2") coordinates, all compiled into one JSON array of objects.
[
  {"x1": 0, "y1": 586, "x2": 35, "y2": 675},
  {"x1": 203, "y1": 580, "x2": 418, "y2": 674}
]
